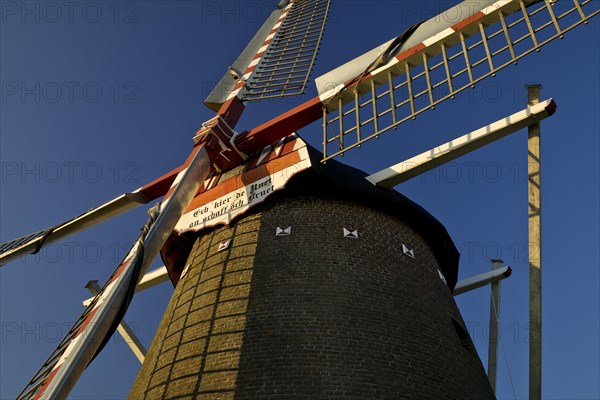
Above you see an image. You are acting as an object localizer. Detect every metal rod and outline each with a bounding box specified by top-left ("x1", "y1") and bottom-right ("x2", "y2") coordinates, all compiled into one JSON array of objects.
[
  {"x1": 404, "y1": 63, "x2": 416, "y2": 117},
  {"x1": 459, "y1": 32, "x2": 475, "y2": 86},
  {"x1": 264, "y1": 39, "x2": 320, "y2": 56},
  {"x1": 354, "y1": 90, "x2": 361, "y2": 144},
  {"x1": 371, "y1": 81, "x2": 379, "y2": 134},
  {"x1": 248, "y1": 76, "x2": 309, "y2": 90},
  {"x1": 256, "y1": 57, "x2": 314, "y2": 70},
  {"x1": 488, "y1": 259, "x2": 503, "y2": 393},
  {"x1": 422, "y1": 53, "x2": 435, "y2": 107},
  {"x1": 452, "y1": 266, "x2": 512, "y2": 296},
  {"x1": 527, "y1": 84, "x2": 543, "y2": 400},
  {"x1": 82, "y1": 266, "x2": 169, "y2": 307},
  {"x1": 478, "y1": 22, "x2": 496, "y2": 75},
  {"x1": 498, "y1": 11, "x2": 518, "y2": 64},
  {"x1": 338, "y1": 98, "x2": 344, "y2": 148},
  {"x1": 277, "y1": 4, "x2": 327, "y2": 28},
  {"x1": 387, "y1": 71, "x2": 397, "y2": 127},
  {"x1": 440, "y1": 43, "x2": 454, "y2": 95},
  {"x1": 572, "y1": 0, "x2": 587, "y2": 22},
  {"x1": 520, "y1": 0, "x2": 540, "y2": 49},
  {"x1": 544, "y1": 0, "x2": 564, "y2": 37},
  {"x1": 322, "y1": 106, "x2": 328, "y2": 158}
]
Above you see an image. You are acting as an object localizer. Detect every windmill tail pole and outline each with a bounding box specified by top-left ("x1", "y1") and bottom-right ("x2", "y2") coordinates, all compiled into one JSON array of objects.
[
  {"x1": 17, "y1": 146, "x2": 212, "y2": 400},
  {"x1": 527, "y1": 84, "x2": 543, "y2": 400}
]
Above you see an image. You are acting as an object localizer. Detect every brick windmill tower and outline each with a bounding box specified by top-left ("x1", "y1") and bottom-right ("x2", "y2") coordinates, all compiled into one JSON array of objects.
[
  {"x1": 3, "y1": 0, "x2": 597, "y2": 398},
  {"x1": 130, "y1": 136, "x2": 494, "y2": 399}
]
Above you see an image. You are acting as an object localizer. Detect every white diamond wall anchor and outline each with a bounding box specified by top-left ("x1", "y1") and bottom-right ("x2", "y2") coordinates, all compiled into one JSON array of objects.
[
  {"x1": 180, "y1": 264, "x2": 191, "y2": 278},
  {"x1": 218, "y1": 240, "x2": 232, "y2": 252},
  {"x1": 402, "y1": 244, "x2": 415, "y2": 258},
  {"x1": 437, "y1": 270, "x2": 447, "y2": 285},
  {"x1": 276, "y1": 226, "x2": 292, "y2": 236},
  {"x1": 343, "y1": 228, "x2": 358, "y2": 239}
]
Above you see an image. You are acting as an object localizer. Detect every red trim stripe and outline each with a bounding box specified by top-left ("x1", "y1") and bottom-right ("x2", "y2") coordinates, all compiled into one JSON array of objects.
[
  {"x1": 32, "y1": 367, "x2": 61, "y2": 400},
  {"x1": 237, "y1": 5, "x2": 290, "y2": 83},
  {"x1": 106, "y1": 255, "x2": 134, "y2": 287},
  {"x1": 185, "y1": 149, "x2": 302, "y2": 212},
  {"x1": 75, "y1": 307, "x2": 100, "y2": 338},
  {"x1": 396, "y1": 43, "x2": 426, "y2": 62},
  {"x1": 163, "y1": 147, "x2": 202, "y2": 200},
  {"x1": 138, "y1": 165, "x2": 184, "y2": 201},
  {"x1": 452, "y1": 11, "x2": 486, "y2": 31},
  {"x1": 239, "y1": 96, "x2": 323, "y2": 153}
]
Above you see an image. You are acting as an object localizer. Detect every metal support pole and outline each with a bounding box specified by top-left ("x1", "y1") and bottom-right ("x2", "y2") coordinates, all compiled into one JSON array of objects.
[
  {"x1": 85, "y1": 281, "x2": 147, "y2": 364},
  {"x1": 488, "y1": 259, "x2": 503, "y2": 393},
  {"x1": 527, "y1": 84, "x2": 543, "y2": 400},
  {"x1": 453, "y1": 266, "x2": 512, "y2": 296},
  {"x1": 83, "y1": 266, "x2": 169, "y2": 307}
]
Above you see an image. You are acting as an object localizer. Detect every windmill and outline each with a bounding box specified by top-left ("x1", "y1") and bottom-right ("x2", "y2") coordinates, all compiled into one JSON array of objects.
[{"x1": 0, "y1": 0, "x2": 596, "y2": 396}]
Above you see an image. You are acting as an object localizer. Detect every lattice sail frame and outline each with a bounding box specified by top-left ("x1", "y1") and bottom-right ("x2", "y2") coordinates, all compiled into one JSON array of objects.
[
  {"x1": 243, "y1": 0, "x2": 330, "y2": 101},
  {"x1": 16, "y1": 207, "x2": 156, "y2": 400},
  {"x1": 320, "y1": 0, "x2": 599, "y2": 161}
]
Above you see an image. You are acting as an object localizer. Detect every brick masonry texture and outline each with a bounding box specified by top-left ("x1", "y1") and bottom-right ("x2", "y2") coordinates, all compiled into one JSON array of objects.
[{"x1": 130, "y1": 195, "x2": 495, "y2": 399}]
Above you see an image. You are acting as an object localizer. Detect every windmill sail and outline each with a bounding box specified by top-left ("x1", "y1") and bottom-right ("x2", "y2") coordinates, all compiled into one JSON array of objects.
[
  {"x1": 316, "y1": 0, "x2": 599, "y2": 160},
  {"x1": 9, "y1": 0, "x2": 600, "y2": 396},
  {"x1": 0, "y1": 165, "x2": 185, "y2": 267},
  {"x1": 16, "y1": 210, "x2": 155, "y2": 400},
  {"x1": 2, "y1": 0, "x2": 333, "y2": 269},
  {"x1": 205, "y1": 0, "x2": 331, "y2": 110},
  {"x1": 17, "y1": 147, "x2": 212, "y2": 399},
  {"x1": 12, "y1": 0, "x2": 334, "y2": 382},
  {"x1": 242, "y1": 0, "x2": 330, "y2": 101},
  {"x1": 229, "y1": 0, "x2": 598, "y2": 164},
  {"x1": 0, "y1": 194, "x2": 145, "y2": 267}
]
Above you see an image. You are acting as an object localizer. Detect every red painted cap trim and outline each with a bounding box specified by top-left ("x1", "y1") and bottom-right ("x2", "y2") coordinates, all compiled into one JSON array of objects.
[{"x1": 545, "y1": 99, "x2": 558, "y2": 116}]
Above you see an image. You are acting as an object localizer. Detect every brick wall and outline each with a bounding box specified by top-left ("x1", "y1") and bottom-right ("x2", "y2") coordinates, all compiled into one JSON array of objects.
[{"x1": 130, "y1": 195, "x2": 494, "y2": 399}]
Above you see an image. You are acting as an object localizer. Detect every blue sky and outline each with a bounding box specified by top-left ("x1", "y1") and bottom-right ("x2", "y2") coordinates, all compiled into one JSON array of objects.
[{"x1": 1, "y1": 1, "x2": 598, "y2": 399}]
